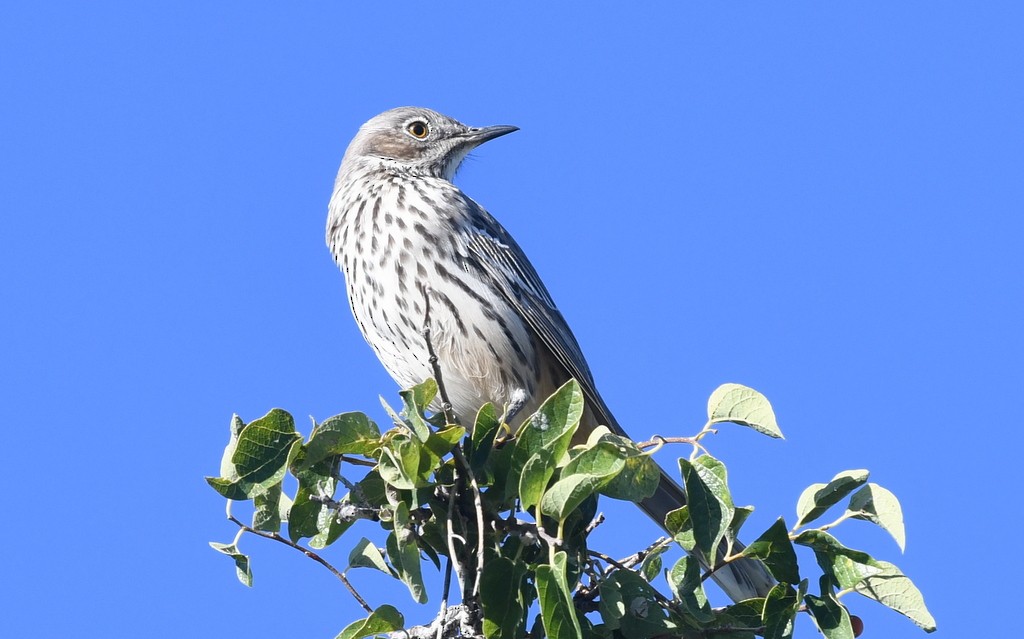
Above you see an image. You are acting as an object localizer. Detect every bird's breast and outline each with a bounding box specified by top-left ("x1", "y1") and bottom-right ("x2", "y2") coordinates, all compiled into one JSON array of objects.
[{"x1": 328, "y1": 172, "x2": 541, "y2": 423}]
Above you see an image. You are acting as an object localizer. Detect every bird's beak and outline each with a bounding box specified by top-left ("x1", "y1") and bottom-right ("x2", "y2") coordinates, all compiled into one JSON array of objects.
[{"x1": 462, "y1": 125, "x2": 519, "y2": 147}]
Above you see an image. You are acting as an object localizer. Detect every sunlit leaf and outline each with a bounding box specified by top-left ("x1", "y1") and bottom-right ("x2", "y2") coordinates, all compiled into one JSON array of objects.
[
  {"x1": 506, "y1": 380, "x2": 583, "y2": 500},
  {"x1": 762, "y1": 583, "x2": 799, "y2": 639},
  {"x1": 399, "y1": 379, "x2": 438, "y2": 442},
  {"x1": 848, "y1": 483, "x2": 906, "y2": 552},
  {"x1": 206, "y1": 409, "x2": 302, "y2": 500},
  {"x1": 209, "y1": 542, "x2": 252, "y2": 587},
  {"x1": 386, "y1": 502, "x2": 427, "y2": 603},
  {"x1": 335, "y1": 605, "x2": 405, "y2": 639},
  {"x1": 348, "y1": 538, "x2": 394, "y2": 576},
  {"x1": 805, "y1": 591, "x2": 854, "y2": 639},
  {"x1": 299, "y1": 412, "x2": 380, "y2": 470},
  {"x1": 707, "y1": 383, "x2": 783, "y2": 438},
  {"x1": 853, "y1": 560, "x2": 936, "y2": 632},
  {"x1": 536, "y1": 551, "x2": 582, "y2": 639},
  {"x1": 795, "y1": 470, "x2": 869, "y2": 528},
  {"x1": 679, "y1": 456, "x2": 733, "y2": 562}
]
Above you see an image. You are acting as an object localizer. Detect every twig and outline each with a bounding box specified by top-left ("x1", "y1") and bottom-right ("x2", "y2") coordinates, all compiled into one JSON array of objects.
[
  {"x1": 612, "y1": 536, "x2": 673, "y2": 572},
  {"x1": 444, "y1": 484, "x2": 467, "y2": 598},
  {"x1": 308, "y1": 495, "x2": 381, "y2": 523},
  {"x1": 635, "y1": 435, "x2": 698, "y2": 450},
  {"x1": 586, "y1": 548, "x2": 674, "y2": 607},
  {"x1": 636, "y1": 434, "x2": 712, "y2": 459},
  {"x1": 436, "y1": 558, "x2": 453, "y2": 639},
  {"x1": 339, "y1": 454, "x2": 378, "y2": 468},
  {"x1": 421, "y1": 295, "x2": 486, "y2": 599},
  {"x1": 421, "y1": 291, "x2": 458, "y2": 426},
  {"x1": 227, "y1": 515, "x2": 373, "y2": 614},
  {"x1": 450, "y1": 446, "x2": 486, "y2": 598},
  {"x1": 587, "y1": 548, "x2": 636, "y2": 574},
  {"x1": 585, "y1": 513, "x2": 606, "y2": 535},
  {"x1": 386, "y1": 604, "x2": 477, "y2": 639}
]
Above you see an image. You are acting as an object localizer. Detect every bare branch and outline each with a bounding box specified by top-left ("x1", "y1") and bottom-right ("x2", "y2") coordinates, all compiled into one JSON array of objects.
[{"x1": 227, "y1": 515, "x2": 373, "y2": 614}]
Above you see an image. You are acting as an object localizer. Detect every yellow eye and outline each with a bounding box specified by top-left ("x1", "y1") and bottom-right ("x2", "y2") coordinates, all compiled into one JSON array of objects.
[{"x1": 407, "y1": 121, "x2": 429, "y2": 139}]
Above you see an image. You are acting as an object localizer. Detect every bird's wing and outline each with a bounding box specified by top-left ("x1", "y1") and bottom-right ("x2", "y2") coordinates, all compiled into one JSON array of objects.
[
  {"x1": 459, "y1": 201, "x2": 620, "y2": 431},
  {"x1": 460, "y1": 201, "x2": 777, "y2": 602}
]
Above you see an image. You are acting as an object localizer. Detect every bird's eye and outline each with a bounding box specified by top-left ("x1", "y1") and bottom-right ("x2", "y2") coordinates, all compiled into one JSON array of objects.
[{"x1": 407, "y1": 121, "x2": 429, "y2": 139}]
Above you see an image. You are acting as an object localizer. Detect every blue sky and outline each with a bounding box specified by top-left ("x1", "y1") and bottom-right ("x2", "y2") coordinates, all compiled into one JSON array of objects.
[{"x1": 2, "y1": 3, "x2": 1020, "y2": 637}]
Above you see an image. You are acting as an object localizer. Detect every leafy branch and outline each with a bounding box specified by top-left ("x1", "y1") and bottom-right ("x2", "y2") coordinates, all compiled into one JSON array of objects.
[{"x1": 206, "y1": 380, "x2": 935, "y2": 639}]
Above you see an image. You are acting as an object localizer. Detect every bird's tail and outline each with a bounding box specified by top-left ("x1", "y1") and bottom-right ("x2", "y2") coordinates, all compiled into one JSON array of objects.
[{"x1": 638, "y1": 468, "x2": 776, "y2": 603}]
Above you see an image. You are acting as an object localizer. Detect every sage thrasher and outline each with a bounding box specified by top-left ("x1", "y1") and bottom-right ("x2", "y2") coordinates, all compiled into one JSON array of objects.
[{"x1": 326, "y1": 107, "x2": 774, "y2": 602}]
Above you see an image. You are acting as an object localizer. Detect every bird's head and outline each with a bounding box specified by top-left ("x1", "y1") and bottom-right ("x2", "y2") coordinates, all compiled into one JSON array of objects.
[{"x1": 341, "y1": 107, "x2": 518, "y2": 181}]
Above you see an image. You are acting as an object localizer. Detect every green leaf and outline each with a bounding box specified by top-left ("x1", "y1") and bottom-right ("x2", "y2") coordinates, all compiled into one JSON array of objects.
[
  {"x1": 386, "y1": 502, "x2": 427, "y2": 603},
  {"x1": 540, "y1": 440, "x2": 628, "y2": 519},
  {"x1": 287, "y1": 448, "x2": 346, "y2": 543},
  {"x1": 848, "y1": 483, "x2": 906, "y2": 552},
  {"x1": 742, "y1": 518, "x2": 800, "y2": 584},
  {"x1": 348, "y1": 538, "x2": 394, "y2": 575},
  {"x1": 335, "y1": 605, "x2": 405, "y2": 639},
  {"x1": 588, "y1": 433, "x2": 659, "y2": 502},
  {"x1": 679, "y1": 455, "x2": 734, "y2": 562},
  {"x1": 853, "y1": 560, "x2": 936, "y2": 632},
  {"x1": 562, "y1": 439, "x2": 628, "y2": 479},
  {"x1": 795, "y1": 470, "x2": 869, "y2": 528},
  {"x1": 639, "y1": 544, "x2": 667, "y2": 583},
  {"x1": 470, "y1": 402, "x2": 502, "y2": 469},
  {"x1": 399, "y1": 379, "x2": 438, "y2": 441},
  {"x1": 536, "y1": 551, "x2": 583, "y2": 639},
  {"x1": 506, "y1": 380, "x2": 584, "y2": 499},
  {"x1": 481, "y1": 556, "x2": 527, "y2": 639},
  {"x1": 728, "y1": 505, "x2": 755, "y2": 542},
  {"x1": 762, "y1": 583, "x2": 799, "y2": 639},
  {"x1": 540, "y1": 473, "x2": 606, "y2": 521},
  {"x1": 252, "y1": 483, "x2": 283, "y2": 532},
  {"x1": 206, "y1": 409, "x2": 303, "y2": 500},
  {"x1": 664, "y1": 506, "x2": 696, "y2": 552},
  {"x1": 668, "y1": 556, "x2": 713, "y2": 623},
  {"x1": 794, "y1": 530, "x2": 883, "y2": 591},
  {"x1": 600, "y1": 568, "x2": 680, "y2": 637},
  {"x1": 299, "y1": 412, "x2": 381, "y2": 470},
  {"x1": 378, "y1": 430, "x2": 423, "y2": 490},
  {"x1": 520, "y1": 449, "x2": 556, "y2": 511},
  {"x1": 286, "y1": 486, "x2": 353, "y2": 547},
  {"x1": 804, "y1": 593, "x2": 854, "y2": 639},
  {"x1": 707, "y1": 383, "x2": 783, "y2": 438},
  {"x1": 209, "y1": 542, "x2": 252, "y2": 587},
  {"x1": 794, "y1": 530, "x2": 882, "y2": 590},
  {"x1": 219, "y1": 414, "x2": 246, "y2": 478},
  {"x1": 422, "y1": 425, "x2": 466, "y2": 472}
]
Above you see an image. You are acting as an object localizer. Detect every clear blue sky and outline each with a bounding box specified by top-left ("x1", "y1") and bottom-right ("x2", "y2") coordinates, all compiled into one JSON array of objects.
[{"x1": 2, "y1": 3, "x2": 1020, "y2": 637}]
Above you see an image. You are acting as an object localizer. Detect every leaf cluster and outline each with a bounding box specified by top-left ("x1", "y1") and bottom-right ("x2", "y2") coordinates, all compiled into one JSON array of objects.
[{"x1": 207, "y1": 381, "x2": 935, "y2": 639}]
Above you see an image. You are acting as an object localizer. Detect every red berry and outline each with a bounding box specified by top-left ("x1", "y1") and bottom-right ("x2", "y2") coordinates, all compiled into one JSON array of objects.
[{"x1": 851, "y1": 615, "x2": 864, "y2": 637}]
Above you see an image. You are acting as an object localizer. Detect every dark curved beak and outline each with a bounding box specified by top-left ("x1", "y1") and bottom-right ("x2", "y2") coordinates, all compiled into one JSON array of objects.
[{"x1": 463, "y1": 124, "x2": 519, "y2": 147}]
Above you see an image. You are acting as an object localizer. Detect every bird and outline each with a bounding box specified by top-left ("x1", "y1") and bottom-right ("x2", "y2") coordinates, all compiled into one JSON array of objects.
[{"x1": 326, "y1": 106, "x2": 774, "y2": 602}]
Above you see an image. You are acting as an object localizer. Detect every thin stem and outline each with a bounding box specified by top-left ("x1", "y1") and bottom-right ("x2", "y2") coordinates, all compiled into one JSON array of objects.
[
  {"x1": 584, "y1": 513, "x2": 606, "y2": 535},
  {"x1": 636, "y1": 435, "x2": 698, "y2": 450},
  {"x1": 451, "y1": 446, "x2": 486, "y2": 599},
  {"x1": 339, "y1": 454, "x2": 378, "y2": 468},
  {"x1": 227, "y1": 515, "x2": 373, "y2": 614},
  {"x1": 817, "y1": 511, "x2": 858, "y2": 532},
  {"x1": 436, "y1": 558, "x2": 453, "y2": 639},
  {"x1": 422, "y1": 294, "x2": 485, "y2": 598},
  {"x1": 444, "y1": 484, "x2": 467, "y2": 598},
  {"x1": 421, "y1": 291, "x2": 458, "y2": 426}
]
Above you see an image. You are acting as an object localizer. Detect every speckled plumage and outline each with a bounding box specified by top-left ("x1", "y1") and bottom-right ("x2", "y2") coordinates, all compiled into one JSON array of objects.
[{"x1": 325, "y1": 107, "x2": 774, "y2": 602}]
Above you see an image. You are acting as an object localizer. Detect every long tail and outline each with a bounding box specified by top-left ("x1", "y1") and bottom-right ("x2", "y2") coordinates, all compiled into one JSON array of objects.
[
  {"x1": 639, "y1": 468, "x2": 776, "y2": 602},
  {"x1": 582, "y1": 391, "x2": 775, "y2": 602}
]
